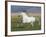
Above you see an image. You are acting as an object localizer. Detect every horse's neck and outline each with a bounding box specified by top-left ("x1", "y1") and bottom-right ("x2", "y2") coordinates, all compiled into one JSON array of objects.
[
  {"x1": 22, "y1": 14, "x2": 28, "y2": 17},
  {"x1": 21, "y1": 13, "x2": 28, "y2": 17}
]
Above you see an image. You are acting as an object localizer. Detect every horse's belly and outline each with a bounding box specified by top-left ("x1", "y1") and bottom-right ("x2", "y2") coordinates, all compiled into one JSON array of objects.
[{"x1": 22, "y1": 17, "x2": 35, "y2": 23}]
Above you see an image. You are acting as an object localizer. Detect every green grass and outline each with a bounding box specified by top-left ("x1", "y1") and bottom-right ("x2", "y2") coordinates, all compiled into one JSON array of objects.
[{"x1": 11, "y1": 15, "x2": 41, "y2": 31}]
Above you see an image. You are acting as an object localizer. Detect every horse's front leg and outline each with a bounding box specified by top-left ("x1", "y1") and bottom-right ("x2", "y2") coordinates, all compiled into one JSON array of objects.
[{"x1": 31, "y1": 22, "x2": 34, "y2": 27}]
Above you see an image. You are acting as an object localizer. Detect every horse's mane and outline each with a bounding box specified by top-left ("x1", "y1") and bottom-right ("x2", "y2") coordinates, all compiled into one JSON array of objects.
[{"x1": 21, "y1": 12, "x2": 28, "y2": 17}]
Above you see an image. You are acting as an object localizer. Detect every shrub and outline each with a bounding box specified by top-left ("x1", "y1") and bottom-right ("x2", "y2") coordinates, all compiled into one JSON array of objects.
[{"x1": 11, "y1": 15, "x2": 41, "y2": 31}]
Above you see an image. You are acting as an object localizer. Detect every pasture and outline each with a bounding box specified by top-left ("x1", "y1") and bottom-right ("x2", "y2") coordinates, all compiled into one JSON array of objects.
[{"x1": 11, "y1": 15, "x2": 41, "y2": 31}]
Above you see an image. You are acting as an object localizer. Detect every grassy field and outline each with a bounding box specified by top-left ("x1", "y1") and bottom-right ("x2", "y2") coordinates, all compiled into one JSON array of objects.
[{"x1": 11, "y1": 15, "x2": 41, "y2": 31}]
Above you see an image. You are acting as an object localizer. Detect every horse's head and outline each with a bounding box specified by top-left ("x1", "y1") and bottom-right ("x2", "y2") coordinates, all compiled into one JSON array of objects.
[
  {"x1": 21, "y1": 12, "x2": 27, "y2": 17},
  {"x1": 21, "y1": 12, "x2": 25, "y2": 15}
]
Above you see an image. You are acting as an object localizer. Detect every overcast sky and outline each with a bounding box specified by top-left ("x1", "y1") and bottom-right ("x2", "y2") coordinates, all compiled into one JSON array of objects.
[{"x1": 11, "y1": 5, "x2": 41, "y2": 13}]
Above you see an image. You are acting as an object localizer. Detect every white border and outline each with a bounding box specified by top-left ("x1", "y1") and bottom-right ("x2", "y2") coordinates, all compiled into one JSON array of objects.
[{"x1": 7, "y1": 2, "x2": 44, "y2": 35}]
